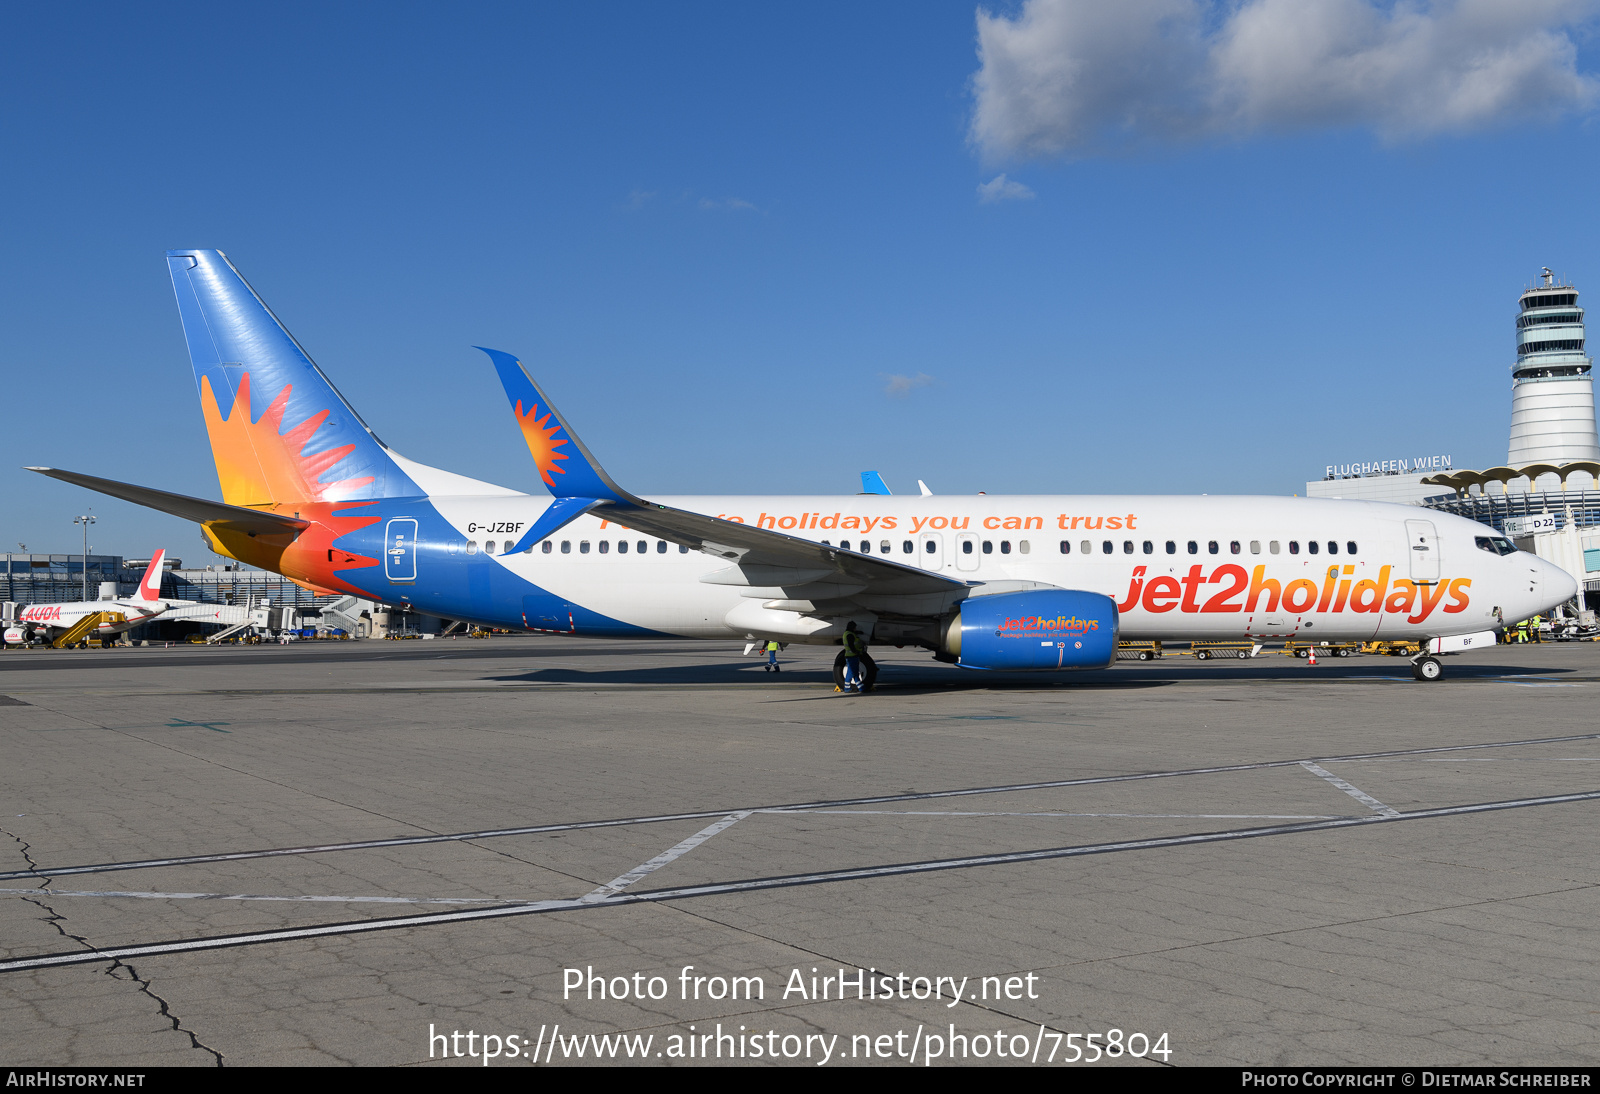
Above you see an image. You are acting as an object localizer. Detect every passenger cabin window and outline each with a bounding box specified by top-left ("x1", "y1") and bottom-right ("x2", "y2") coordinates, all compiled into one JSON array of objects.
[
  {"x1": 963, "y1": 540, "x2": 974, "y2": 554},
  {"x1": 923, "y1": 540, "x2": 935, "y2": 554},
  {"x1": 1288, "y1": 541, "x2": 1298, "y2": 555},
  {"x1": 1001, "y1": 541, "x2": 1011, "y2": 554},
  {"x1": 542, "y1": 541, "x2": 552, "y2": 554},
  {"x1": 561, "y1": 540, "x2": 571, "y2": 554},
  {"x1": 485, "y1": 541, "x2": 496, "y2": 555},
  {"x1": 1187, "y1": 541, "x2": 1198, "y2": 554},
  {"x1": 1270, "y1": 540, "x2": 1280, "y2": 554},
  {"x1": 983, "y1": 541, "x2": 993, "y2": 554},
  {"x1": 579, "y1": 541, "x2": 590, "y2": 554},
  {"x1": 1249, "y1": 540, "x2": 1260, "y2": 554},
  {"x1": 1080, "y1": 540, "x2": 1091, "y2": 554},
  {"x1": 1327, "y1": 540, "x2": 1338, "y2": 555},
  {"x1": 1230, "y1": 541, "x2": 1241, "y2": 555},
  {"x1": 598, "y1": 541, "x2": 609, "y2": 554},
  {"x1": 1101, "y1": 540, "x2": 1113, "y2": 554},
  {"x1": 1059, "y1": 540, "x2": 1070, "y2": 554},
  {"x1": 1166, "y1": 540, "x2": 1176, "y2": 554},
  {"x1": 863, "y1": 540, "x2": 873, "y2": 553},
  {"x1": 617, "y1": 541, "x2": 628, "y2": 553},
  {"x1": 657, "y1": 541, "x2": 668, "y2": 554},
  {"x1": 1122, "y1": 540, "x2": 1134, "y2": 554},
  {"x1": 1346, "y1": 541, "x2": 1357, "y2": 555},
  {"x1": 902, "y1": 540, "x2": 913, "y2": 554},
  {"x1": 1307, "y1": 541, "x2": 1318, "y2": 554},
  {"x1": 678, "y1": 544, "x2": 689, "y2": 553},
  {"x1": 880, "y1": 540, "x2": 891, "y2": 554},
  {"x1": 467, "y1": 541, "x2": 478, "y2": 555},
  {"x1": 1143, "y1": 540, "x2": 1154, "y2": 554},
  {"x1": 1207, "y1": 540, "x2": 1219, "y2": 555},
  {"x1": 1019, "y1": 540, "x2": 1030, "y2": 554}
]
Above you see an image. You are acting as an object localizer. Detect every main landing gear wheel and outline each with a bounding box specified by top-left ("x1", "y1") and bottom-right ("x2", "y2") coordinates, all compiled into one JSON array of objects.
[
  {"x1": 1413, "y1": 656, "x2": 1443, "y2": 682},
  {"x1": 832, "y1": 649, "x2": 878, "y2": 693}
]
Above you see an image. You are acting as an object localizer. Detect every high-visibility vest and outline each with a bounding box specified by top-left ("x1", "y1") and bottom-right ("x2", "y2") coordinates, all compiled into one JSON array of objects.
[{"x1": 842, "y1": 630, "x2": 864, "y2": 656}]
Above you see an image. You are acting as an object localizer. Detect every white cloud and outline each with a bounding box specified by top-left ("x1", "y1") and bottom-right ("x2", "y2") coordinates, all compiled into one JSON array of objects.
[
  {"x1": 698, "y1": 196, "x2": 760, "y2": 211},
  {"x1": 971, "y1": 0, "x2": 1600, "y2": 158},
  {"x1": 882, "y1": 372, "x2": 936, "y2": 397},
  {"x1": 977, "y1": 173, "x2": 1036, "y2": 202}
]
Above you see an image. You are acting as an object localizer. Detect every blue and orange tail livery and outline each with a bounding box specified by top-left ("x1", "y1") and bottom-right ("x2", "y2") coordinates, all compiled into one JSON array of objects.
[
  {"x1": 166, "y1": 250, "x2": 420, "y2": 508},
  {"x1": 480, "y1": 348, "x2": 632, "y2": 505}
]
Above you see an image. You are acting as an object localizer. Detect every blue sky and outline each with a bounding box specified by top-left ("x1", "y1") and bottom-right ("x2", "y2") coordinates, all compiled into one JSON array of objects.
[{"x1": 6, "y1": 1, "x2": 1599, "y2": 558}]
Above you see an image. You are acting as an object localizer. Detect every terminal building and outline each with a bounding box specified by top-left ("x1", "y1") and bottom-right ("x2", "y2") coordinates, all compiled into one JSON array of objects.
[
  {"x1": 1308, "y1": 269, "x2": 1600, "y2": 609},
  {"x1": 0, "y1": 553, "x2": 431, "y2": 641}
]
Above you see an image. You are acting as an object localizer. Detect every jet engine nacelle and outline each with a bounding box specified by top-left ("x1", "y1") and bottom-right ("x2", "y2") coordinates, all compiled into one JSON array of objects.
[{"x1": 944, "y1": 590, "x2": 1118, "y2": 671}]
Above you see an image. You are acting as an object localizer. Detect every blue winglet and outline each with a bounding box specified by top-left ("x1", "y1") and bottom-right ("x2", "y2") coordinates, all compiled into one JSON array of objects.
[
  {"x1": 478, "y1": 347, "x2": 633, "y2": 505},
  {"x1": 860, "y1": 471, "x2": 892, "y2": 495}
]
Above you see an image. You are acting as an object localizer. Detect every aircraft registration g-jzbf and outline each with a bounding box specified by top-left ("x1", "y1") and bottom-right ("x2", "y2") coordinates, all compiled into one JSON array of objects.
[{"x1": 30, "y1": 251, "x2": 1576, "y2": 682}]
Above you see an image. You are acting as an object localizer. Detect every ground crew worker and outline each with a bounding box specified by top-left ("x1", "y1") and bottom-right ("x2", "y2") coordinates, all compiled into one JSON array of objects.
[
  {"x1": 765, "y1": 639, "x2": 781, "y2": 672},
  {"x1": 840, "y1": 621, "x2": 865, "y2": 692},
  {"x1": 1531, "y1": 614, "x2": 1543, "y2": 643}
]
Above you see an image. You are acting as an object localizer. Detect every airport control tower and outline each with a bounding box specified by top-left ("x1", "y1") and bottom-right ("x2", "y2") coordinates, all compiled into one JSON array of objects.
[{"x1": 1508, "y1": 268, "x2": 1600, "y2": 467}]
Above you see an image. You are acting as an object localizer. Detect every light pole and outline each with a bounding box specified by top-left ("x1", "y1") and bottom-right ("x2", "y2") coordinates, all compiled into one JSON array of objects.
[{"x1": 73, "y1": 514, "x2": 95, "y2": 601}]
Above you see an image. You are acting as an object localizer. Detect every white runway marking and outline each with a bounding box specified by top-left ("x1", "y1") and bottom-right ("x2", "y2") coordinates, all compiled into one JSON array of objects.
[
  {"x1": 1300, "y1": 762, "x2": 1401, "y2": 818},
  {"x1": 2, "y1": 788, "x2": 1595, "y2": 975},
  {"x1": 7, "y1": 731, "x2": 1592, "y2": 884},
  {"x1": 579, "y1": 811, "x2": 751, "y2": 903}
]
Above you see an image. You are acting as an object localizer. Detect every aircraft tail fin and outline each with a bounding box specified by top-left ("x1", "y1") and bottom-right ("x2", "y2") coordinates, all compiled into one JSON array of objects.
[
  {"x1": 165, "y1": 250, "x2": 422, "y2": 507},
  {"x1": 135, "y1": 550, "x2": 166, "y2": 603}
]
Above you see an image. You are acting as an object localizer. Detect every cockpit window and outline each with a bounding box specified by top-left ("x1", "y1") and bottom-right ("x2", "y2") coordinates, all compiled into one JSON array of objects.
[{"x1": 1475, "y1": 535, "x2": 1518, "y2": 556}]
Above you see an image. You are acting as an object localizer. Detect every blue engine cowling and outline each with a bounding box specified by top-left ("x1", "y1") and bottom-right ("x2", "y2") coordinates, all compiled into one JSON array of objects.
[{"x1": 950, "y1": 590, "x2": 1119, "y2": 670}]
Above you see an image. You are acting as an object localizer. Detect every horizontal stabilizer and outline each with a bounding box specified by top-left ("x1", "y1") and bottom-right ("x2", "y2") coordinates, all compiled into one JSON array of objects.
[{"x1": 25, "y1": 468, "x2": 309, "y2": 536}]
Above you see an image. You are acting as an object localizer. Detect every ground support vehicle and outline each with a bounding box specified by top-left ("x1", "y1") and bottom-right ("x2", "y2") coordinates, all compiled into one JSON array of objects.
[
  {"x1": 1189, "y1": 640, "x2": 1260, "y2": 660},
  {"x1": 1116, "y1": 640, "x2": 1165, "y2": 661},
  {"x1": 1284, "y1": 640, "x2": 1359, "y2": 659}
]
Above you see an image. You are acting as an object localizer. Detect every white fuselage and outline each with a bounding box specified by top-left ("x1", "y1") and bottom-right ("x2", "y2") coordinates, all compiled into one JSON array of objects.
[{"x1": 418, "y1": 493, "x2": 1571, "y2": 642}]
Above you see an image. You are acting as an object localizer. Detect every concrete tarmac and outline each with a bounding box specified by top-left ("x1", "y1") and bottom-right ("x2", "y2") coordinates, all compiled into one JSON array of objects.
[{"x1": 1, "y1": 636, "x2": 1597, "y2": 1067}]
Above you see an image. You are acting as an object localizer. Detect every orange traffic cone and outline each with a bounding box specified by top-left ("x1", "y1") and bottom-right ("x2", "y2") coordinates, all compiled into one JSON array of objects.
[{"x1": 1307, "y1": 646, "x2": 1318, "y2": 666}]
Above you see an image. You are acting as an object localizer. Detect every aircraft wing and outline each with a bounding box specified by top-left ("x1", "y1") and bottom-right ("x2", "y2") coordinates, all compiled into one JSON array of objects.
[
  {"x1": 25, "y1": 468, "x2": 310, "y2": 537},
  {"x1": 589, "y1": 499, "x2": 963, "y2": 595},
  {"x1": 481, "y1": 349, "x2": 966, "y2": 598}
]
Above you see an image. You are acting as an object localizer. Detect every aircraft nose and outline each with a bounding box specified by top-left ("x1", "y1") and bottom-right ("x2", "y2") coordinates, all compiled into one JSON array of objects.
[{"x1": 1539, "y1": 556, "x2": 1579, "y2": 607}]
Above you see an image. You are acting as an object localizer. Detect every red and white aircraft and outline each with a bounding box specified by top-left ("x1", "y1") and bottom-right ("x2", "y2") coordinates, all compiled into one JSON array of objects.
[{"x1": 5, "y1": 551, "x2": 190, "y2": 647}]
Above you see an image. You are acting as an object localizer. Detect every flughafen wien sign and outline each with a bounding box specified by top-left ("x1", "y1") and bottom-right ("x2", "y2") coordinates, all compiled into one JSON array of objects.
[{"x1": 1324, "y1": 455, "x2": 1453, "y2": 480}]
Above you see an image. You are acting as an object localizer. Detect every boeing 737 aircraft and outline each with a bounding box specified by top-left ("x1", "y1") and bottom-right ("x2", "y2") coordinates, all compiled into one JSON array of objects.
[{"x1": 28, "y1": 251, "x2": 1577, "y2": 681}]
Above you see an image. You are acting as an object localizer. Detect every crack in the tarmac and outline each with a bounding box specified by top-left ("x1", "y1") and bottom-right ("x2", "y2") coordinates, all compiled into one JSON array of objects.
[{"x1": 5, "y1": 826, "x2": 224, "y2": 1067}]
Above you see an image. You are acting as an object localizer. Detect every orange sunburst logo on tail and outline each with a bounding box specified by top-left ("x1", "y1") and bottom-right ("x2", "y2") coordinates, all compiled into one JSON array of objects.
[
  {"x1": 515, "y1": 398, "x2": 570, "y2": 488},
  {"x1": 200, "y1": 373, "x2": 374, "y2": 506}
]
